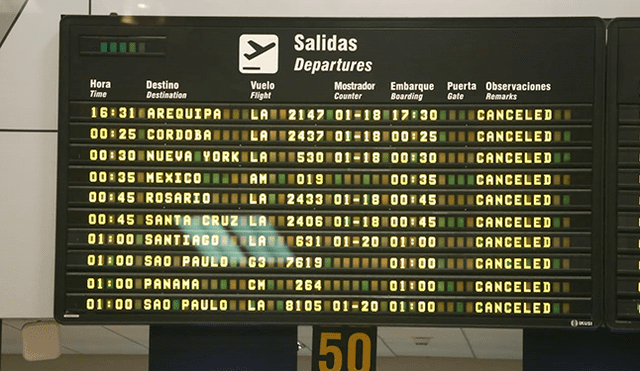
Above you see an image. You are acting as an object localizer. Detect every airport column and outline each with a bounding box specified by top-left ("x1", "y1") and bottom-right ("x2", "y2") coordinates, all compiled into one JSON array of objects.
[
  {"x1": 148, "y1": 325, "x2": 297, "y2": 371},
  {"x1": 523, "y1": 328, "x2": 640, "y2": 370}
]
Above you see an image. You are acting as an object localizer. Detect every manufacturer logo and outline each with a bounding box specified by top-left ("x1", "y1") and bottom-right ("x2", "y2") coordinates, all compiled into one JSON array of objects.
[
  {"x1": 239, "y1": 34, "x2": 278, "y2": 74},
  {"x1": 571, "y1": 319, "x2": 594, "y2": 327}
]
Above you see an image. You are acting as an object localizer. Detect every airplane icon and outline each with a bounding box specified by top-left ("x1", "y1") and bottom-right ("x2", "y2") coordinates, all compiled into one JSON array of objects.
[
  {"x1": 244, "y1": 40, "x2": 277, "y2": 60},
  {"x1": 239, "y1": 34, "x2": 278, "y2": 74}
]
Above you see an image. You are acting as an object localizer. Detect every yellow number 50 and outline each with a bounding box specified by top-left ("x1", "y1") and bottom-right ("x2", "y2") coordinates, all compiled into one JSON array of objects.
[{"x1": 319, "y1": 332, "x2": 372, "y2": 371}]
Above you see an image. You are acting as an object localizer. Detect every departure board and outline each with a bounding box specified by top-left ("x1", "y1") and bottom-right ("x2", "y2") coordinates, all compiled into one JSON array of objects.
[
  {"x1": 606, "y1": 19, "x2": 640, "y2": 329},
  {"x1": 56, "y1": 16, "x2": 604, "y2": 327}
]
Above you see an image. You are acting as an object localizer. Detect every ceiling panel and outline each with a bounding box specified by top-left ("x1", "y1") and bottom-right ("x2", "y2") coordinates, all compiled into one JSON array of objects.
[
  {"x1": 103, "y1": 325, "x2": 149, "y2": 348},
  {"x1": 2, "y1": 321, "x2": 522, "y2": 359},
  {"x1": 378, "y1": 327, "x2": 473, "y2": 358},
  {"x1": 376, "y1": 337, "x2": 396, "y2": 357},
  {"x1": 60, "y1": 325, "x2": 147, "y2": 354},
  {"x1": 462, "y1": 328, "x2": 522, "y2": 360}
]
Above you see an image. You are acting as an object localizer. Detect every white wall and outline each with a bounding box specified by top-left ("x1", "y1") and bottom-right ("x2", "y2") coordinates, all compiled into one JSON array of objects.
[
  {"x1": 94, "y1": 0, "x2": 640, "y2": 18},
  {"x1": 0, "y1": 0, "x2": 86, "y2": 319}
]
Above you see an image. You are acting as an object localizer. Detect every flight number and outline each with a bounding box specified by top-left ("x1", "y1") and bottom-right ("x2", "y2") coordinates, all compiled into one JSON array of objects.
[
  {"x1": 287, "y1": 130, "x2": 324, "y2": 142},
  {"x1": 287, "y1": 215, "x2": 324, "y2": 227},
  {"x1": 286, "y1": 256, "x2": 323, "y2": 269},
  {"x1": 287, "y1": 193, "x2": 324, "y2": 205},
  {"x1": 295, "y1": 279, "x2": 322, "y2": 291}
]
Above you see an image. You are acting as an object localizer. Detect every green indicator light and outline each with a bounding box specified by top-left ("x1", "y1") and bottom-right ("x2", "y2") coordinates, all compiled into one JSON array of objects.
[
  {"x1": 553, "y1": 259, "x2": 561, "y2": 269},
  {"x1": 277, "y1": 301, "x2": 284, "y2": 311},
  {"x1": 458, "y1": 111, "x2": 465, "y2": 120},
  {"x1": 382, "y1": 153, "x2": 389, "y2": 163},
  {"x1": 439, "y1": 132, "x2": 447, "y2": 141},
  {"x1": 563, "y1": 195, "x2": 570, "y2": 205},
  {"x1": 563, "y1": 152, "x2": 571, "y2": 162},
  {"x1": 411, "y1": 110, "x2": 418, "y2": 120},
  {"x1": 110, "y1": 42, "x2": 117, "y2": 53},
  {"x1": 467, "y1": 175, "x2": 474, "y2": 185},
  {"x1": 194, "y1": 151, "x2": 201, "y2": 162},
  {"x1": 324, "y1": 258, "x2": 332, "y2": 267},
  {"x1": 553, "y1": 153, "x2": 561, "y2": 163},
  {"x1": 267, "y1": 280, "x2": 275, "y2": 290},
  {"x1": 278, "y1": 174, "x2": 286, "y2": 185},
  {"x1": 363, "y1": 174, "x2": 370, "y2": 185},
  {"x1": 553, "y1": 217, "x2": 561, "y2": 228},
  {"x1": 456, "y1": 302, "x2": 464, "y2": 313},
  {"x1": 220, "y1": 280, "x2": 228, "y2": 289},
  {"x1": 269, "y1": 194, "x2": 276, "y2": 204},
  {"x1": 173, "y1": 300, "x2": 180, "y2": 310},
  {"x1": 139, "y1": 42, "x2": 146, "y2": 53},
  {"x1": 119, "y1": 42, "x2": 127, "y2": 52},
  {"x1": 552, "y1": 303, "x2": 560, "y2": 314},
  {"x1": 361, "y1": 281, "x2": 369, "y2": 291},
  {"x1": 135, "y1": 301, "x2": 142, "y2": 310},
  {"x1": 448, "y1": 175, "x2": 455, "y2": 185},
  {"x1": 564, "y1": 131, "x2": 571, "y2": 141},
  {"x1": 203, "y1": 173, "x2": 210, "y2": 183},
  {"x1": 438, "y1": 217, "x2": 445, "y2": 228},
  {"x1": 138, "y1": 128, "x2": 145, "y2": 139},
  {"x1": 222, "y1": 173, "x2": 230, "y2": 184},
  {"x1": 326, "y1": 110, "x2": 334, "y2": 120},
  {"x1": 437, "y1": 282, "x2": 445, "y2": 292},
  {"x1": 129, "y1": 42, "x2": 136, "y2": 53},
  {"x1": 457, "y1": 217, "x2": 465, "y2": 228},
  {"x1": 136, "y1": 235, "x2": 143, "y2": 244},
  {"x1": 100, "y1": 42, "x2": 108, "y2": 52},
  {"x1": 439, "y1": 110, "x2": 447, "y2": 120},
  {"x1": 438, "y1": 259, "x2": 445, "y2": 269},
  {"x1": 212, "y1": 173, "x2": 220, "y2": 184},
  {"x1": 447, "y1": 217, "x2": 455, "y2": 228},
  {"x1": 457, "y1": 174, "x2": 465, "y2": 185},
  {"x1": 335, "y1": 174, "x2": 343, "y2": 185},
  {"x1": 447, "y1": 282, "x2": 455, "y2": 292},
  {"x1": 383, "y1": 110, "x2": 390, "y2": 120}
]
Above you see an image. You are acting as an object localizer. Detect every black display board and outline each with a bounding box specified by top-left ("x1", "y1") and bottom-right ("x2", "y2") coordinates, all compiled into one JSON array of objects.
[
  {"x1": 56, "y1": 16, "x2": 604, "y2": 327},
  {"x1": 605, "y1": 19, "x2": 640, "y2": 330}
]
